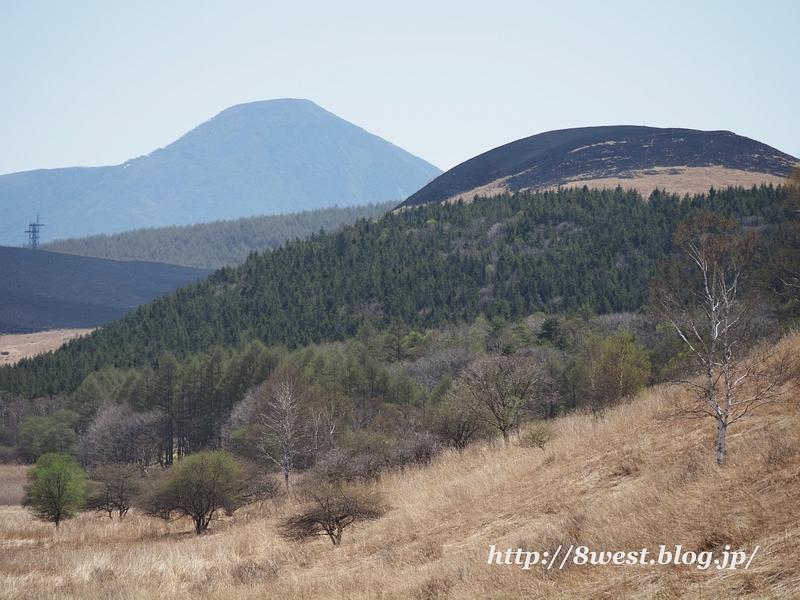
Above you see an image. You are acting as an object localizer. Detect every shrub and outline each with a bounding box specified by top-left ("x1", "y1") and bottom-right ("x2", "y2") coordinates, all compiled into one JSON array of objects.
[
  {"x1": 517, "y1": 420, "x2": 555, "y2": 451},
  {"x1": 86, "y1": 463, "x2": 142, "y2": 519},
  {"x1": 279, "y1": 478, "x2": 387, "y2": 546},
  {"x1": 143, "y1": 450, "x2": 246, "y2": 534},
  {"x1": 22, "y1": 452, "x2": 87, "y2": 527}
]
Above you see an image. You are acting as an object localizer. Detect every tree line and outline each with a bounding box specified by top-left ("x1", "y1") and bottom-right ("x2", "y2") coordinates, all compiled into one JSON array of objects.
[
  {"x1": 17, "y1": 309, "x2": 660, "y2": 541},
  {"x1": 7, "y1": 305, "x2": 667, "y2": 464},
  {"x1": 41, "y1": 202, "x2": 396, "y2": 269}
]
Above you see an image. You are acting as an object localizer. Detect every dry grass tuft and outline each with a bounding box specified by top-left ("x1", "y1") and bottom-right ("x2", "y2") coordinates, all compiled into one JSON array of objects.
[{"x1": 2, "y1": 333, "x2": 800, "y2": 598}]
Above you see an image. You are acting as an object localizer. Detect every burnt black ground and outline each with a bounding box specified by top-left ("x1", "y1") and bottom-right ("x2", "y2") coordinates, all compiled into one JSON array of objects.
[
  {"x1": 0, "y1": 246, "x2": 210, "y2": 333},
  {"x1": 397, "y1": 126, "x2": 798, "y2": 208}
]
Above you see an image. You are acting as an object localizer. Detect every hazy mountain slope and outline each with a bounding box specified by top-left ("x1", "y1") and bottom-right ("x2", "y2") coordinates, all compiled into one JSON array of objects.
[
  {"x1": 40, "y1": 202, "x2": 396, "y2": 269},
  {"x1": 0, "y1": 246, "x2": 210, "y2": 334},
  {"x1": 397, "y1": 126, "x2": 797, "y2": 208},
  {"x1": 0, "y1": 99, "x2": 441, "y2": 245}
]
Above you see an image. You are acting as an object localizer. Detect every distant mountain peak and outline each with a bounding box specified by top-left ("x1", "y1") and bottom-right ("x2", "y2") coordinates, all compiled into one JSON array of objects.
[
  {"x1": 397, "y1": 125, "x2": 797, "y2": 208},
  {"x1": 0, "y1": 99, "x2": 441, "y2": 245}
]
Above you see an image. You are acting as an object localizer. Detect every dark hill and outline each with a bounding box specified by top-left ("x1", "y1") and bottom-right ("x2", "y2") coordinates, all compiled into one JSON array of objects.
[
  {"x1": 0, "y1": 246, "x2": 210, "y2": 334},
  {"x1": 0, "y1": 99, "x2": 441, "y2": 245},
  {"x1": 397, "y1": 126, "x2": 797, "y2": 208}
]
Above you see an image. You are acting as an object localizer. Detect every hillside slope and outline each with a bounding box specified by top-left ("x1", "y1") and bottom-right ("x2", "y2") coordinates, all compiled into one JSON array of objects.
[
  {"x1": 0, "y1": 184, "x2": 788, "y2": 398},
  {"x1": 40, "y1": 202, "x2": 396, "y2": 269},
  {"x1": 0, "y1": 246, "x2": 210, "y2": 334},
  {"x1": 0, "y1": 99, "x2": 441, "y2": 245},
  {"x1": 1, "y1": 333, "x2": 798, "y2": 599},
  {"x1": 398, "y1": 126, "x2": 797, "y2": 208}
]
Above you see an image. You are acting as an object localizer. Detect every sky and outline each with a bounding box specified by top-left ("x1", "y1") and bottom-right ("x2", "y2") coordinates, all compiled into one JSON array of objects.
[{"x1": 1, "y1": 0, "x2": 798, "y2": 176}]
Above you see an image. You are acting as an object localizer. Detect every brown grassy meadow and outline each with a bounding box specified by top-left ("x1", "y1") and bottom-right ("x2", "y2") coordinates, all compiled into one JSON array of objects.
[
  {"x1": 0, "y1": 329, "x2": 93, "y2": 367},
  {"x1": 440, "y1": 166, "x2": 788, "y2": 208},
  {"x1": 2, "y1": 335, "x2": 799, "y2": 599}
]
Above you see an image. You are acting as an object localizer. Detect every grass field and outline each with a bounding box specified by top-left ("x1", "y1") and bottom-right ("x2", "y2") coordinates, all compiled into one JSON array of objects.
[
  {"x1": 442, "y1": 166, "x2": 787, "y2": 206},
  {"x1": 0, "y1": 465, "x2": 28, "y2": 506},
  {"x1": 0, "y1": 329, "x2": 93, "y2": 367},
  {"x1": 1, "y1": 335, "x2": 798, "y2": 599}
]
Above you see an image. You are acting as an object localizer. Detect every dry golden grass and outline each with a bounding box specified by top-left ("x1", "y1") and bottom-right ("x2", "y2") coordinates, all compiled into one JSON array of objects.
[
  {"x1": 0, "y1": 465, "x2": 28, "y2": 506},
  {"x1": 2, "y1": 334, "x2": 799, "y2": 599},
  {"x1": 0, "y1": 329, "x2": 94, "y2": 367},
  {"x1": 440, "y1": 166, "x2": 788, "y2": 205},
  {"x1": 548, "y1": 166, "x2": 788, "y2": 199}
]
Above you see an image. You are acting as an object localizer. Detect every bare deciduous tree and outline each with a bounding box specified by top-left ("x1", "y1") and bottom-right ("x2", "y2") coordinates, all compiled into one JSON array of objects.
[
  {"x1": 650, "y1": 210, "x2": 797, "y2": 465},
  {"x1": 404, "y1": 346, "x2": 475, "y2": 392},
  {"x1": 459, "y1": 356, "x2": 543, "y2": 441},
  {"x1": 306, "y1": 389, "x2": 352, "y2": 462},
  {"x1": 279, "y1": 477, "x2": 387, "y2": 546},
  {"x1": 81, "y1": 403, "x2": 166, "y2": 473},
  {"x1": 250, "y1": 367, "x2": 309, "y2": 491},
  {"x1": 86, "y1": 463, "x2": 142, "y2": 519},
  {"x1": 429, "y1": 389, "x2": 491, "y2": 450}
]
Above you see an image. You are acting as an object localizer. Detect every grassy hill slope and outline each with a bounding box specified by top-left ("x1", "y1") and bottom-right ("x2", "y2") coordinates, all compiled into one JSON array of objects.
[{"x1": 2, "y1": 333, "x2": 798, "y2": 599}]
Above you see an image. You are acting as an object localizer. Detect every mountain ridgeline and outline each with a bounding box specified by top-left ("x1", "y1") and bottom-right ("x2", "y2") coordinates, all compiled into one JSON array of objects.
[
  {"x1": 0, "y1": 183, "x2": 789, "y2": 398},
  {"x1": 0, "y1": 99, "x2": 441, "y2": 246}
]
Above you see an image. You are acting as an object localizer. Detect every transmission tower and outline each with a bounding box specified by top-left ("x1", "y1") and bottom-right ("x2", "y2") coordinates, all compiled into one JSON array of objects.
[{"x1": 25, "y1": 215, "x2": 44, "y2": 249}]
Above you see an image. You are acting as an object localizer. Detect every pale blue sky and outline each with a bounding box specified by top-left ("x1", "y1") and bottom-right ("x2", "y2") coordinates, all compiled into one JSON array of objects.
[{"x1": 1, "y1": 0, "x2": 798, "y2": 176}]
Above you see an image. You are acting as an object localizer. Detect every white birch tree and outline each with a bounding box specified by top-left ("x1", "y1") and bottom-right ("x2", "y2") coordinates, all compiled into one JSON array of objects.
[
  {"x1": 650, "y1": 211, "x2": 795, "y2": 465},
  {"x1": 251, "y1": 367, "x2": 309, "y2": 491}
]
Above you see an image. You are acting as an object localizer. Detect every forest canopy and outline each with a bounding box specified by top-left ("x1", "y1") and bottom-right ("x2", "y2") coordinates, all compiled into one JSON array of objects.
[
  {"x1": 1, "y1": 184, "x2": 790, "y2": 401},
  {"x1": 41, "y1": 202, "x2": 396, "y2": 269}
]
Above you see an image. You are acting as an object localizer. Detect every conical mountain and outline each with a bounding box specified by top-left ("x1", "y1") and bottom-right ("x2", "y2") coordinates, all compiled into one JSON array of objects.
[{"x1": 1, "y1": 99, "x2": 441, "y2": 245}]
